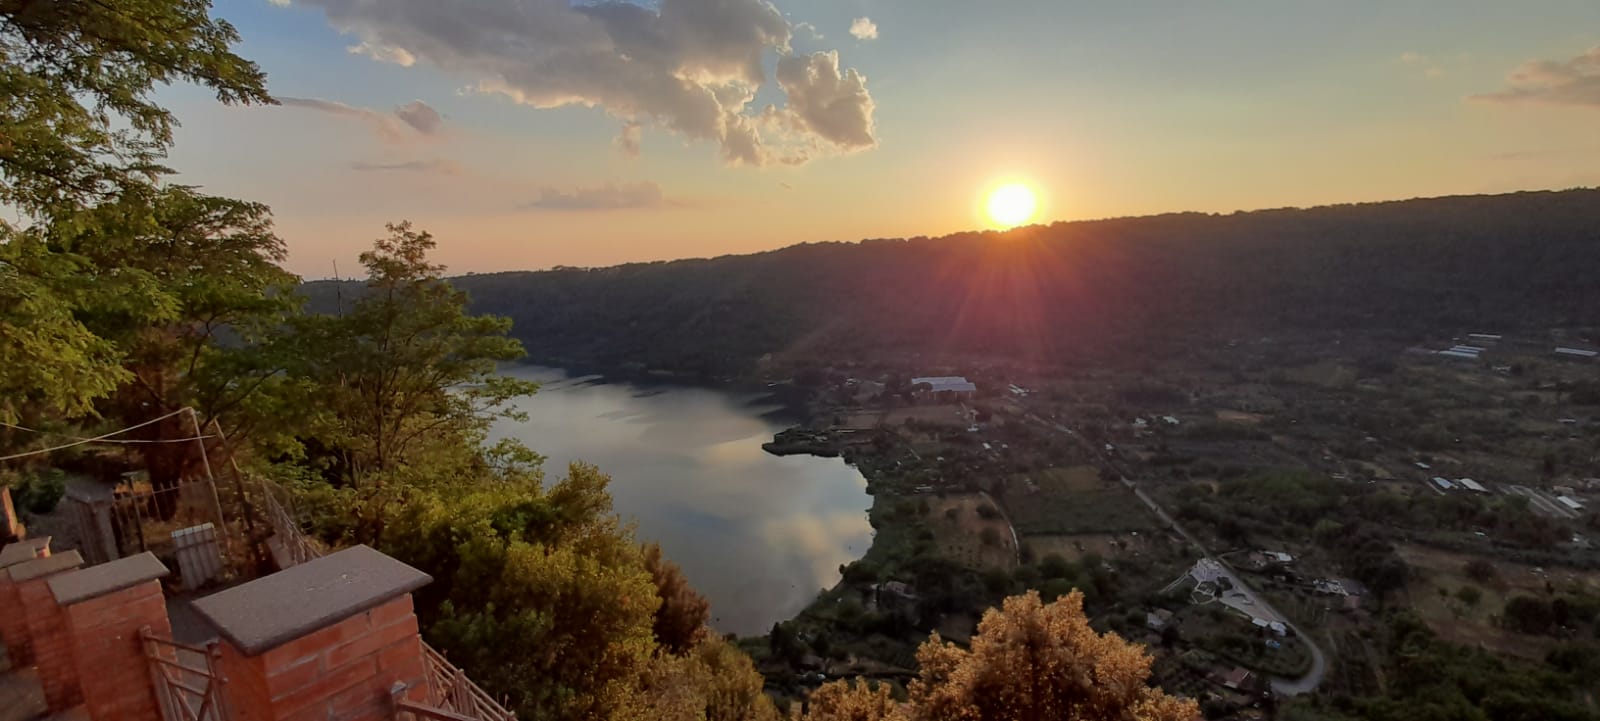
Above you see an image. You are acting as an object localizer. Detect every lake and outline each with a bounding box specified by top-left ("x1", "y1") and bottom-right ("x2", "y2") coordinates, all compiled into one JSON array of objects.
[{"x1": 487, "y1": 366, "x2": 872, "y2": 636}]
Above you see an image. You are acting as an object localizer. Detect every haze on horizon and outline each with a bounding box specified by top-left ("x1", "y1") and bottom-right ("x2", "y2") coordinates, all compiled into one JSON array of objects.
[{"x1": 166, "y1": 0, "x2": 1600, "y2": 277}]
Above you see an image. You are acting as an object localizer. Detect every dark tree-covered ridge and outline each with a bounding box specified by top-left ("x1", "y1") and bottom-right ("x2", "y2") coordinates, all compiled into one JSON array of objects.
[{"x1": 305, "y1": 188, "x2": 1600, "y2": 378}]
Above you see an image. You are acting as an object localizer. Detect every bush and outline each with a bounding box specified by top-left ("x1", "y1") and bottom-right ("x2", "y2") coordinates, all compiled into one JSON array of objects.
[
  {"x1": 10, "y1": 469, "x2": 67, "y2": 515},
  {"x1": 976, "y1": 503, "x2": 1000, "y2": 520}
]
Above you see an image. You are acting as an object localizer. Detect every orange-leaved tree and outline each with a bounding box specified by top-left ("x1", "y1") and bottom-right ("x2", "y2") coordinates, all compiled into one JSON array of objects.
[{"x1": 803, "y1": 590, "x2": 1198, "y2": 721}]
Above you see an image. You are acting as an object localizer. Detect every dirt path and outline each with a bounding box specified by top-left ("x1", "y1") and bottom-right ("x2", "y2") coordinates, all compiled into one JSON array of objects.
[{"x1": 1026, "y1": 413, "x2": 1328, "y2": 695}]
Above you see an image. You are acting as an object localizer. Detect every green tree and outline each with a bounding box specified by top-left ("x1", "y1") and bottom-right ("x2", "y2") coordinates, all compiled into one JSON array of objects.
[
  {"x1": 68, "y1": 186, "x2": 299, "y2": 512},
  {"x1": 334, "y1": 463, "x2": 659, "y2": 721},
  {"x1": 293, "y1": 222, "x2": 537, "y2": 492},
  {"x1": 0, "y1": 0, "x2": 272, "y2": 423}
]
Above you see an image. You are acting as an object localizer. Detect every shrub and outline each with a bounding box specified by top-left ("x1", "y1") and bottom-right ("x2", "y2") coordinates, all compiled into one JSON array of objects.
[{"x1": 10, "y1": 469, "x2": 67, "y2": 515}]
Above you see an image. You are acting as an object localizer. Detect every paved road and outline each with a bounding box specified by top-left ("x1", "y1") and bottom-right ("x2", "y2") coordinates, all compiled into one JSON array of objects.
[{"x1": 1026, "y1": 414, "x2": 1328, "y2": 696}]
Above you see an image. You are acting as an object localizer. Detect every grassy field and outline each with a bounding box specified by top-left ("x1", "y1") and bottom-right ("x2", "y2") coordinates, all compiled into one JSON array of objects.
[
  {"x1": 1003, "y1": 466, "x2": 1158, "y2": 535},
  {"x1": 1396, "y1": 543, "x2": 1599, "y2": 660},
  {"x1": 1024, "y1": 533, "x2": 1144, "y2": 562},
  {"x1": 929, "y1": 493, "x2": 1017, "y2": 571}
]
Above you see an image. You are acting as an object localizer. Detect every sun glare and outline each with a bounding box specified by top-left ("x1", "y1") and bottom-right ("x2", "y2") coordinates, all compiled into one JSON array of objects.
[{"x1": 985, "y1": 183, "x2": 1038, "y2": 228}]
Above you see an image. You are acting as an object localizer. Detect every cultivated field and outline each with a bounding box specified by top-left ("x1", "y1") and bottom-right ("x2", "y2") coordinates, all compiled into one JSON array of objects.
[
  {"x1": 1003, "y1": 466, "x2": 1158, "y2": 535},
  {"x1": 928, "y1": 493, "x2": 1017, "y2": 571}
]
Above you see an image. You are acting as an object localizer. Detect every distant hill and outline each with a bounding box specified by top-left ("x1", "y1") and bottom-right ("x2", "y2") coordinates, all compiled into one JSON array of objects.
[{"x1": 303, "y1": 188, "x2": 1600, "y2": 380}]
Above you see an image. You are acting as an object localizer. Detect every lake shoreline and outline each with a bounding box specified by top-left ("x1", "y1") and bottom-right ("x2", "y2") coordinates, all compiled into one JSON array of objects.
[{"x1": 491, "y1": 365, "x2": 865, "y2": 636}]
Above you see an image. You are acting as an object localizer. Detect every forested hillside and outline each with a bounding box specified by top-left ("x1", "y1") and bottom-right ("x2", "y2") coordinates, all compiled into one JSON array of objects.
[{"x1": 309, "y1": 189, "x2": 1600, "y2": 379}]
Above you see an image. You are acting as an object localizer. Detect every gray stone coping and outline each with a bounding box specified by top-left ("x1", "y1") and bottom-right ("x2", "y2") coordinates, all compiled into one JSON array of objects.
[
  {"x1": 0, "y1": 537, "x2": 51, "y2": 568},
  {"x1": 6, "y1": 550, "x2": 83, "y2": 583},
  {"x1": 48, "y1": 552, "x2": 169, "y2": 606},
  {"x1": 190, "y1": 545, "x2": 431, "y2": 656}
]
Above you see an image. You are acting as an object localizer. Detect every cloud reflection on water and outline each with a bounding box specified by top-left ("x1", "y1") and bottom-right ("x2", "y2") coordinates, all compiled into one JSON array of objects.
[{"x1": 488, "y1": 366, "x2": 872, "y2": 635}]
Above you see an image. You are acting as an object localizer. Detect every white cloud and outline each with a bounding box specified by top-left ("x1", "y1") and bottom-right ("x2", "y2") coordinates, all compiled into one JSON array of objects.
[
  {"x1": 289, "y1": 0, "x2": 878, "y2": 166},
  {"x1": 849, "y1": 17, "x2": 878, "y2": 41},
  {"x1": 347, "y1": 40, "x2": 415, "y2": 66},
  {"x1": 278, "y1": 97, "x2": 444, "y2": 141},
  {"x1": 521, "y1": 181, "x2": 675, "y2": 211},
  {"x1": 267, "y1": 0, "x2": 290, "y2": 6},
  {"x1": 776, "y1": 51, "x2": 875, "y2": 150},
  {"x1": 1473, "y1": 46, "x2": 1600, "y2": 108}
]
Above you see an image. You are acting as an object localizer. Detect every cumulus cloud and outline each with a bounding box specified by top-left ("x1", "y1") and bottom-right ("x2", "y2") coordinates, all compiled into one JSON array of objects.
[
  {"x1": 288, "y1": 0, "x2": 877, "y2": 165},
  {"x1": 775, "y1": 51, "x2": 875, "y2": 149},
  {"x1": 521, "y1": 181, "x2": 674, "y2": 211},
  {"x1": 279, "y1": 96, "x2": 445, "y2": 141},
  {"x1": 849, "y1": 17, "x2": 877, "y2": 41},
  {"x1": 1472, "y1": 46, "x2": 1600, "y2": 108},
  {"x1": 349, "y1": 158, "x2": 462, "y2": 174}
]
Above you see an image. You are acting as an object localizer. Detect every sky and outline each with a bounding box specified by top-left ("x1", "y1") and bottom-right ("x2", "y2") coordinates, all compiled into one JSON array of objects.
[{"x1": 161, "y1": 0, "x2": 1600, "y2": 277}]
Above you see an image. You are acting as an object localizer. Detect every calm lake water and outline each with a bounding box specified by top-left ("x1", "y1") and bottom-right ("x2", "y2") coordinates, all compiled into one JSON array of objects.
[{"x1": 487, "y1": 366, "x2": 872, "y2": 636}]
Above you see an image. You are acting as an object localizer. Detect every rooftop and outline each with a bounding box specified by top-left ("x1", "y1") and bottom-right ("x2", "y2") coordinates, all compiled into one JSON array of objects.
[{"x1": 191, "y1": 544, "x2": 430, "y2": 655}]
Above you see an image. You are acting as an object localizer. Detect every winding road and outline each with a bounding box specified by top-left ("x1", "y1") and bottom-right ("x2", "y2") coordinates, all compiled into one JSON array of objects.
[{"x1": 1025, "y1": 414, "x2": 1328, "y2": 695}]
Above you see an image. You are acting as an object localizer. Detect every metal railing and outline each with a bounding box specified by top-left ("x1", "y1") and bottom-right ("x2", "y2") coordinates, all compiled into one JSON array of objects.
[
  {"x1": 251, "y1": 478, "x2": 516, "y2": 721},
  {"x1": 257, "y1": 480, "x2": 322, "y2": 567},
  {"x1": 412, "y1": 643, "x2": 517, "y2": 721},
  {"x1": 142, "y1": 628, "x2": 232, "y2": 721}
]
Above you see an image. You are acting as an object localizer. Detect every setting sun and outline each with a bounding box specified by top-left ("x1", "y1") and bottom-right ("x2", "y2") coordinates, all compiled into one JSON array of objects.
[{"x1": 985, "y1": 183, "x2": 1038, "y2": 228}]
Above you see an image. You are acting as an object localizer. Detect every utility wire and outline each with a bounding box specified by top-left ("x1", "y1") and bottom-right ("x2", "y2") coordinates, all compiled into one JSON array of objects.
[
  {"x1": 0, "y1": 407, "x2": 206, "y2": 461},
  {"x1": 0, "y1": 421, "x2": 214, "y2": 445}
]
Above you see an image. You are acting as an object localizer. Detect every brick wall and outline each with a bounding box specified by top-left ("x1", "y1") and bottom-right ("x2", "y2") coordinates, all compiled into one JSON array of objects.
[
  {"x1": 0, "y1": 572, "x2": 31, "y2": 664},
  {"x1": 18, "y1": 573, "x2": 83, "y2": 711},
  {"x1": 62, "y1": 579, "x2": 172, "y2": 721},
  {"x1": 221, "y1": 594, "x2": 429, "y2": 721}
]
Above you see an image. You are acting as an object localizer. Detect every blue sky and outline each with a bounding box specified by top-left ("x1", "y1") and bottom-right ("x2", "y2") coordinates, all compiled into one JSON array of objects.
[{"x1": 160, "y1": 1, "x2": 1600, "y2": 276}]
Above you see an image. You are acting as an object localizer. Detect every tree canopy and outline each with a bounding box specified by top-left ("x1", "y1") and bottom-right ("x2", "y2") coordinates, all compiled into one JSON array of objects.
[{"x1": 799, "y1": 590, "x2": 1197, "y2": 721}]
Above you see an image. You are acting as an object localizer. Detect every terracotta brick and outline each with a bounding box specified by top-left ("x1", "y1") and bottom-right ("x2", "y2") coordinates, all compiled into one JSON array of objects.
[
  {"x1": 261, "y1": 611, "x2": 371, "y2": 671},
  {"x1": 0, "y1": 578, "x2": 29, "y2": 664},
  {"x1": 367, "y1": 595, "x2": 414, "y2": 628},
  {"x1": 263, "y1": 655, "x2": 325, "y2": 700},
  {"x1": 273, "y1": 655, "x2": 378, "y2": 715},
  {"x1": 375, "y1": 636, "x2": 423, "y2": 672},
  {"x1": 63, "y1": 578, "x2": 169, "y2": 721},
  {"x1": 325, "y1": 614, "x2": 418, "y2": 671},
  {"x1": 326, "y1": 676, "x2": 389, "y2": 719},
  {"x1": 18, "y1": 577, "x2": 80, "y2": 712}
]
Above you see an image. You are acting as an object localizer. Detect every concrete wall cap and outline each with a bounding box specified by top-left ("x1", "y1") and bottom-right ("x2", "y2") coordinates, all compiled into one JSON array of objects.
[
  {"x1": 6, "y1": 550, "x2": 83, "y2": 582},
  {"x1": 0, "y1": 537, "x2": 51, "y2": 568},
  {"x1": 48, "y1": 552, "x2": 169, "y2": 605},
  {"x1": 190, "y1": 545, "x2": 431, "y2": 656}
]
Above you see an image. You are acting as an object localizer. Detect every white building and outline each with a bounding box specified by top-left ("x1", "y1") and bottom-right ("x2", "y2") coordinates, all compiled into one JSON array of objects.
[
  {"x1": 911, "y1": 376, "x2": 978, "y2": 395},
  {"x1": 1432, "y1": 477, "x2": 1455, "y2": 490},
  {"x1": 1554, "y1": 347, "x2": 1599, "y2": 359},
  {"x1": 1457, "y1": 478, "x2": 1488, "y2": 493},
  {"x1": 1558, "y1": 496, "x2": 1585, "y2": 512}
]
